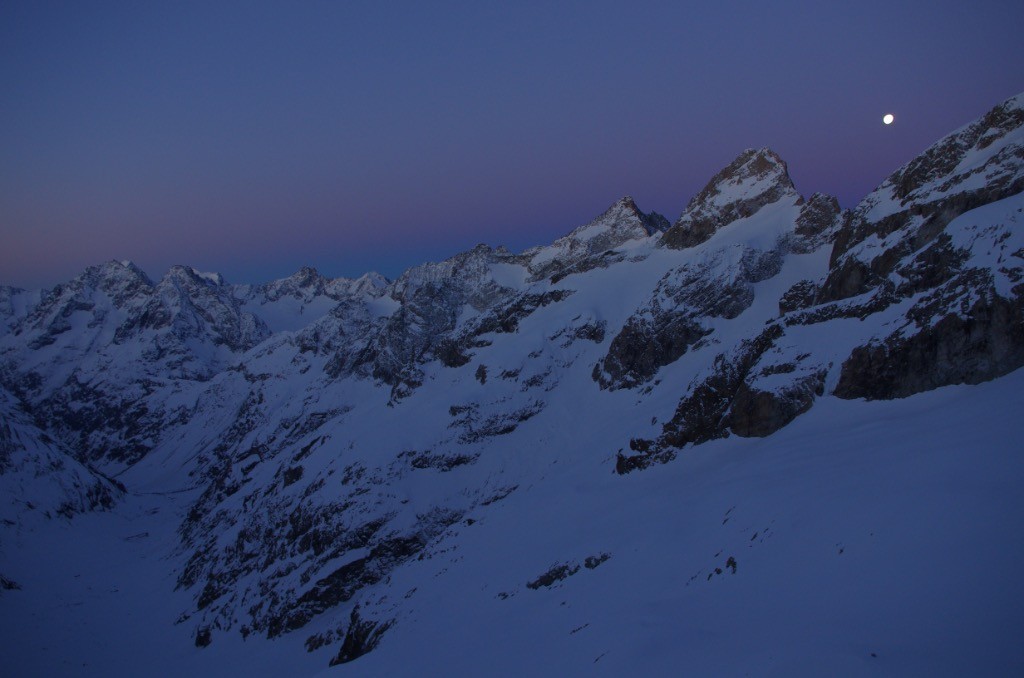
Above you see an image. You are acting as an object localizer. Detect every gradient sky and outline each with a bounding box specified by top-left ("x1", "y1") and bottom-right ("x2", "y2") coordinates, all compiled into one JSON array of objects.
[{"x1": 2, "y1": 0, "x2": 1023, "y2": 289}]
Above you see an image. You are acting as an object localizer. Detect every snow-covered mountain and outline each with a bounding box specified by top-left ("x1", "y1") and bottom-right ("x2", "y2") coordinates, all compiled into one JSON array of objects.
[{"x1": 2, "y1": 93, "x2": 1023, "y2": 676}]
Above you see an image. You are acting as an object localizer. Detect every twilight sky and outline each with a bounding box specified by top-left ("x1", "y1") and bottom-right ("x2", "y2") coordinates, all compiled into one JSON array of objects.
[{"x1": 2, "y1": 0, "x2": 1023, "y2": 289}]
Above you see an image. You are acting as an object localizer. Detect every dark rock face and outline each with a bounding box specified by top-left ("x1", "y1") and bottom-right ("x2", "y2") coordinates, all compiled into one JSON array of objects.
[
  {"x1": 663, "y1": 148, "x2": 801, "y2": 249},
  {"x1": 778, "y1": 280, "x2": 818, "y2": 315},
  {"x1": 525, "y1": 554, "x2": 610, "y2": 590},
  {"x1": 0, "y1": 386, "x2": 123, "y2": 518},
  {"x1": 595, "y1": 243, "x2": 786, "y2": 391},
  {"x1": 792, "y1": 193, "x2": 844, "y2": 254},
  {"x1": 329, "y1": 606, "x2": 392, "y2": 666},
  {"x1": 825, "y1": 121, "x2": 1024, "y2": 403},
  {"x1": 594, "y1": 314, "x2": 710, "y2": 391},
  {"x1": 729, "y1": 369, "x2": 826, "y2": 437},
  {"x1": 271, "y1": 535, "x2": 425, "y2": 637},
  {"x1": 195, "y1": 627, "x2": 212, "y2": 647},
  {"x1": 526, "y1": 562, "x2": 581, "y2": 590},
  {"x1": 835, "y1": 288, "x2": 1024, "y2": 400},
  {"x1": 616, "y1": 325, "x2": 784, "y2": 472},
  {"x1": 658, "y1": 325, "x2": 784, "y2": 447},
  {"x1": 450, "y1": 401, "x2": 545, "y2": 444}
]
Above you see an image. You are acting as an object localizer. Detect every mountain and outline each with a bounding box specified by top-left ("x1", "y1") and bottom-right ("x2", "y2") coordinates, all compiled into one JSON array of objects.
[{"x1": 1, "y1": 93, "x2": 1023, "y2": 676}]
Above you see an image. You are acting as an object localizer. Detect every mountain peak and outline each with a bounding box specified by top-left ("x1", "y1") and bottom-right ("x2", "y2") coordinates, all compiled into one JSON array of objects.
[
  {"x1": 285, "y1": 266, "x2": 325, "y2": 288},
  {"x1": 569, "y1": 195, "x2": 669, "y2": 242},
  {"x1": 594, "y1": 196, "x2": 670, "y2": 235},
  {"x1": 662, "y1": 147, "x2": 800, "y2": 249},
  {"x1": 159, "y1": 265, "x2": 227, "y2": 289},
  {"x1": 87, "y1": 259, "x2": 152, "y2": 284},
  {"x1": 605, "y1": 195, "x2": 642, "y2": 217}
]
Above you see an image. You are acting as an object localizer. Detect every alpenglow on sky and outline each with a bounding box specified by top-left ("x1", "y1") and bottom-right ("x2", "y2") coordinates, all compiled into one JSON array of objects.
[{"x1": 2, "y1": 0, "x2": 1023, "y2": 289}]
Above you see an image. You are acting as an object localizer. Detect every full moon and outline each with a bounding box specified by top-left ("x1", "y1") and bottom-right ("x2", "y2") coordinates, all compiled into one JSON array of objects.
[{"x1": 883, "y1": 113, "x2": 895, "y2": 125}]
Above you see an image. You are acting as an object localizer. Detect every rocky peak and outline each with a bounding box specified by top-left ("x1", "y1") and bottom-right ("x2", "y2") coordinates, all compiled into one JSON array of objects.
[
  {"x1": 346, "y1": 272, "x2": 390, "y2": 297},
  {"x1": 161, "y1": 265, "x2": 226, "y2": 290},
  {"x1": 594, "y1": 196, "x2": 671, "y2": 236},
  {"x1": 15, "y1": 260, "x2": 153, "y2": 341},
  {"x1": 561, "y1": 196, "x2": 669, "y2": 245},
  {"x1": 143, "y1": 266, "x2": 268, "y2": 353},
  {"x1": 288, "y1": 266, "x2": 325, "y2": 288},
  {"x1": 524, "y1": 196, "x2": 668, "y2": 282},
  {"x1": 73, "y1": 259, "x2": 153, "y2": 295},
  {"x1": 95, "y1": 260, "x2": 155, "y2": 302},
  {"x1": 392, "y1": 244, "x2": 510, "y2": 303},
  {"x1": 259, "y1": 267, "x2": 329, "y2": 302},
  {"x1": 662, "y1": 148, "x2": 801, "y2": 249}
]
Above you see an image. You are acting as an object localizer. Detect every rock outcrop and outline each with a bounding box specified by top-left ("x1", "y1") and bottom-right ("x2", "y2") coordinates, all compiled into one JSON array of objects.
[{"x1": 662, "y1": 148, "x2": 801, "y2": 249}]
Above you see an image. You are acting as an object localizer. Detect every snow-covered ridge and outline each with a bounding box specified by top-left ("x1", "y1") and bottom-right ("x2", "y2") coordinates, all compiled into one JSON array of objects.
[{"x1": 858, "y1": 92, "x2": 1024, "y2": 224}]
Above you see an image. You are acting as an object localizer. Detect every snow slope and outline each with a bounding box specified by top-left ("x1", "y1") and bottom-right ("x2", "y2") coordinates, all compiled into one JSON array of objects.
[{"x1": 2, "y1": 371, "x2": 1021, "y2": 676}]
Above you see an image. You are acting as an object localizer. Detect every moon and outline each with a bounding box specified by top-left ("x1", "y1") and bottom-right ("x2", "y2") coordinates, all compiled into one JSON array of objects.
[{"x1": 883, "y1": 113, "x2": 895, "y2": 125}]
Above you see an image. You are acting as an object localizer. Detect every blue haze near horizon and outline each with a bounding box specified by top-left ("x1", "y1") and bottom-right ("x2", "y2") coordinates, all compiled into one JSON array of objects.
[{"x1": 2, "y1": 0, "x2": 1023, "y2": 289}]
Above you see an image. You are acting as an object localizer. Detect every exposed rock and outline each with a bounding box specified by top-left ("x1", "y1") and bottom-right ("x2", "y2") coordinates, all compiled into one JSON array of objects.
[
  {"x1": 268, "y1": 534, "x2": 425, "y2": 637},
  {"x1": 451, "y1": 401, "x2": 545, "y2": 444},
  {"x1": 616, "y1": 325, "x2": 784, "y2": 472},
  {"x1": 835, "y1": 286, "x2": 1024, "y2": 399},
  {"x1": 0, "y1": 387, "x2": 122, "y2": 518},
  {"x1": 324, "y1": 245, "x2": 537, "y2": 400},
  {"x1": 526, "y1": 562, "x2": 581, "y2": 590},
  {"x1": 329, "y1": 606, "x2": 392, "y2": 666},
  {"x1": 778, "y1": 280, "x2": 819, "y2": 315},
  {"x1": 729, "y1": 369, "x2": 826, "y2": 437},
  {"x1": 792, "y1": 193, "x2": 844, "y2": 254},
  {"x1": 662, "y1": 148, "x2": 801, "y2": 249},
  {"x1": 406, "y1": 450, "x2": 478, "y2": 472},
  {"x1": 595, "y1": 244, "x2": 785, "y2": 391},
  {"x1": 821, "y1": 93, "x2": 1024, "y2": 304},
  {"x1": 195, "y1": 626, "x2": 212, "y2": 648},
  {"x1": 594, "y1": 313, "x2": 709, "y2": 391},
  {"x1": 526, "y1": 196, "x2": 668, "y2": 282}
]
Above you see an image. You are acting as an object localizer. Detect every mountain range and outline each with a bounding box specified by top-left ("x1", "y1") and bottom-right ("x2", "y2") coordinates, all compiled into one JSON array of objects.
[{"x1": 2, "y1": 92, "x2": 1023, "y2": 676}]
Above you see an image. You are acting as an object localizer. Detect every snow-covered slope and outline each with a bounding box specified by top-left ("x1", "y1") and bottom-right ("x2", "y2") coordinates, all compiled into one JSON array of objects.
[
  {"x1": 1, "y1": 92, "x2": 1023, "y2": 676},
  {"x1": 3, "y1": 370, "x2": 1022, "y2": 676},
  {"x1": 0, "y1": 286, "x2": 40, "y2": 334},
  {"x1": 0, "y1": 387, "x2": 121, "y2": 526},
  {"x1": 236, "y1": 268, "x2": 389, "y2": 333}
]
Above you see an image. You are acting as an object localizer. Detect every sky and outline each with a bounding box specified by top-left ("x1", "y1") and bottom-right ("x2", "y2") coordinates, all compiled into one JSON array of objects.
[{"x1": 2, "y1": 0, "x2": 1023, "y2": 290}]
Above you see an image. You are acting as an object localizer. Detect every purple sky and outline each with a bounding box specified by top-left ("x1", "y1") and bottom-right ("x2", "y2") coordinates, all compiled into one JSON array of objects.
[{"x1": 2, "y1": 1, "x2": 1023, "y2": 289}]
